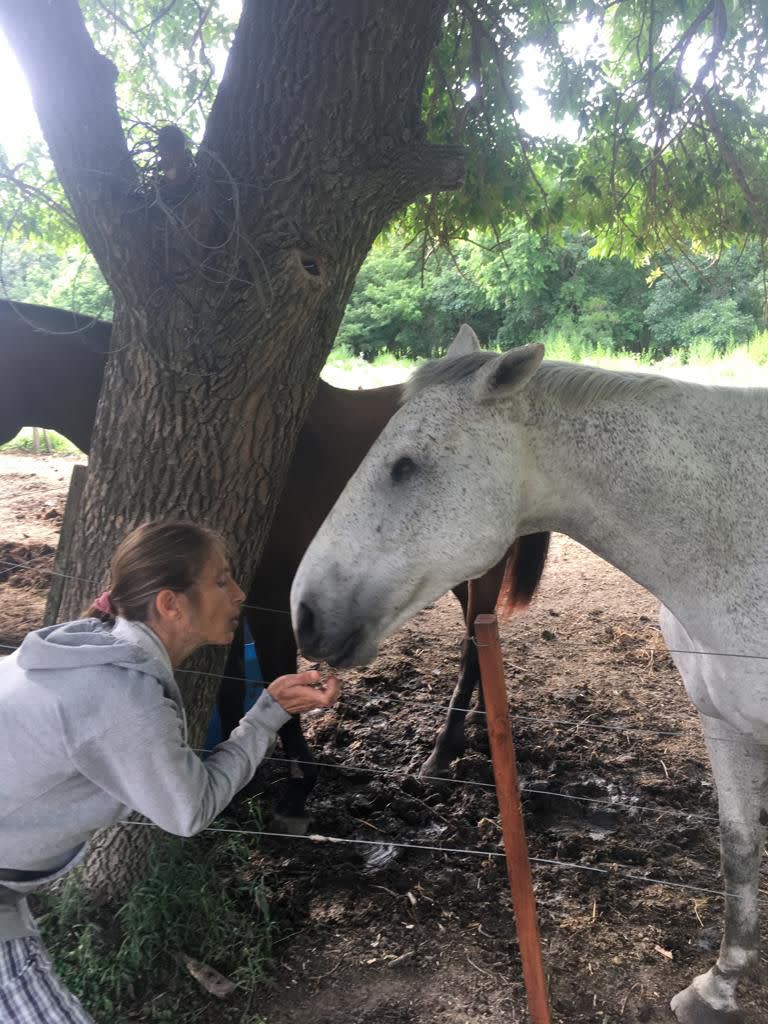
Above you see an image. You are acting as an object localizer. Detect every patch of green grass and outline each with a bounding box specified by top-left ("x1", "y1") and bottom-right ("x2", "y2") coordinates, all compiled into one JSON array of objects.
[
  {"x1": 0, "y1": 428, "x2": 81, "y2": 455},
  {"x1": 36, "y1": 813, "x2": 272, "y2": 1023},
  {"x1": 371, "y1": 350, "x2": 420, "y2": 371}
]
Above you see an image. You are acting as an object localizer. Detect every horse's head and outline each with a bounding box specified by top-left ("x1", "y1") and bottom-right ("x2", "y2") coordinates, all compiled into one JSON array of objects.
[{"x1": 291, "y1": 334, "x2": 545, "y2": 666}]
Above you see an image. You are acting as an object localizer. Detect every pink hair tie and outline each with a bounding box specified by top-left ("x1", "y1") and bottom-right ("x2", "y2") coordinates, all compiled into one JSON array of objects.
[{"x1": 92, "y1": 590, "x2": 113, "y2": 615}]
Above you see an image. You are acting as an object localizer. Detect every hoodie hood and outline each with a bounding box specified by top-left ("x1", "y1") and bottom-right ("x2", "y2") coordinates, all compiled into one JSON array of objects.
[{"x1": 17, "y1": 617, "x2": 175, "y2": 690}]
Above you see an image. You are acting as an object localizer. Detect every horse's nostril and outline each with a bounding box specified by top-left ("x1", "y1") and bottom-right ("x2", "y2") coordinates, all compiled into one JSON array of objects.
[{"x1": 297, "y1": 600, "x2": 315, "y2": 641}]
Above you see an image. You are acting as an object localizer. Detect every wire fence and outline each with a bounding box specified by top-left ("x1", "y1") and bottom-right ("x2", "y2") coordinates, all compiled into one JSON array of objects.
[
  {"x1": 114, "y1": 817, "x2": 767, "y2": 908},
  {"x1": 2, "y1": 543, "x2": 768, "y2": 913},
  {"x1": 0, "y1": 634, "x2": 736, "y2": 748}
]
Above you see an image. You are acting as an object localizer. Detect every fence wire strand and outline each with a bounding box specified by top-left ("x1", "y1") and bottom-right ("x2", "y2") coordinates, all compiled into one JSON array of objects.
[{"x1": 116, "y1": 817, "x2": 766, "y2": 907}]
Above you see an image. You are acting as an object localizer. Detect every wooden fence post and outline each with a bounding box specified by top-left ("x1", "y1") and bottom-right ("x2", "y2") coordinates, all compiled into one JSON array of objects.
[
  {"x1": 44, "y1": 463, "x2": 87, "y2": 625},
  {"x1": 474, "y1": 612, "x2": 551, "y2": 1024}
]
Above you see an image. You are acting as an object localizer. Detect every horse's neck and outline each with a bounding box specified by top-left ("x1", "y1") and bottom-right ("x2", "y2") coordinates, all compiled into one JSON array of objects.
[
  {"x1": 521, "y1": 370, "x2": 767, "y2": 621},
  {"x1": 312, "y1": 379, "x2": 401, "y2": 453}
]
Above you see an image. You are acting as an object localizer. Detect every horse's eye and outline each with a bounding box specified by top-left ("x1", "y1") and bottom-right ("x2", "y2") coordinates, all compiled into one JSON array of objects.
[{"x1": 391, "y1": 456, "x2": 417, "y2": 484}]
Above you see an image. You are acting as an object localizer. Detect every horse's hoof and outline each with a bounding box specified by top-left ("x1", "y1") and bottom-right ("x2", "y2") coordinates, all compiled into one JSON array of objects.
[
  {"x1": 271, "y1": 813, "x2": 310, "y2": 837},
  {"x1": 670, "y1": 985, "x2": 744, "y2": 1024},
  {"x1": 418, "y1": 752, "x2": 454, "y2": 780}
]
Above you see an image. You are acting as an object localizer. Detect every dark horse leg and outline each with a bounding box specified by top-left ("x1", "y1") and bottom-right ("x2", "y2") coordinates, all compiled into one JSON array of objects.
[
  {"x1": 420, "y1": 533, "x2": 550, "y2": 778},
  {"x1": 217, "y1": 614, "x2": 317, "y2": 832},
  {"x1": 246, "y1": 610, "x2": 318, "y2": 834},
  {"x1": 419, "y1": 561, "x2": 506, "y2": 777}
]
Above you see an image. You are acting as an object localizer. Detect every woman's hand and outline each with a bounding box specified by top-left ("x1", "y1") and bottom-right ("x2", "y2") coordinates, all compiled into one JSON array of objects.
[{"x1": 267, "y1": 670, "x2": 340, "y2": 714}]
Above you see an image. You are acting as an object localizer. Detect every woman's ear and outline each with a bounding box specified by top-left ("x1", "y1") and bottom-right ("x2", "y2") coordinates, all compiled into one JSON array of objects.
[{"x1": 154, "y1": 588, "x2": 183, "y2": 621}]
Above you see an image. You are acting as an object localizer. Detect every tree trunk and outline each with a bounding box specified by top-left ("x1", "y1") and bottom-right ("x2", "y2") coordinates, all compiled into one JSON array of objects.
[{"x1": 0, "y1": 0, "x2": 462, "y2": 899}]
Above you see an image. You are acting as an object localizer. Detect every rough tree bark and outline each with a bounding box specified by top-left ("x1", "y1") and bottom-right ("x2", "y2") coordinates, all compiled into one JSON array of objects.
[{"x1": 0, "y1": 0, "x2": 464, "y2": 899}]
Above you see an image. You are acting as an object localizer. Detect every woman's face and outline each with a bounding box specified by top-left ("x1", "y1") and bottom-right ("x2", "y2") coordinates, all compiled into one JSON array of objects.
[{"x1": 183, "y1": 546, "x2": 246, "y2": 648}]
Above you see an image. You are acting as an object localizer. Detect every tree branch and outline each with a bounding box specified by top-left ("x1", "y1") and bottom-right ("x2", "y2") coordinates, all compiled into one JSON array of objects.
[
  {"x1": 0, "y1": 0, "x2": 140, "y2": 278},
  {"x1": 0, "y1": 158, "x2": 78, "y2": 229},
  {"x1": 372, "y1": 143, "x2": 466, "y2": 208},
  {"x1": 203, "y1": 0, "x2": 450, "y2": 191},
  {"x1": 697, "y1": 91, "x2": 768, "y2": 235}
]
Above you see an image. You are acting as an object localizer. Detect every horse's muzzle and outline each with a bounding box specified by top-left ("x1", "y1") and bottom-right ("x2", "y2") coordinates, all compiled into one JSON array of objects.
[{"x1": 294, "y1": 598, "x2": 373, "y2": 667}]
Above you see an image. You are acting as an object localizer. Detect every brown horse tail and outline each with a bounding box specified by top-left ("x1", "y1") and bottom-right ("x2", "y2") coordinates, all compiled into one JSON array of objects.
[{"x1": 496, "y1": 532, "x2": 551, "y2": 616}]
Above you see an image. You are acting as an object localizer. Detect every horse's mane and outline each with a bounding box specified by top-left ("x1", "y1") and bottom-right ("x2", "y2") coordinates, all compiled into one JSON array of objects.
[
  {"x1": 533, "y1": 360, "x2": 679, "y2": 410},
  {"x1": 404, "y1": 350, "x2": 680, "y2": 410},
  {"x1": 403, "y1": 351, "x2": 497, "y2": 402},
  {"x1": 497, "y1": 532, "x2": 551, "y2": 616}
]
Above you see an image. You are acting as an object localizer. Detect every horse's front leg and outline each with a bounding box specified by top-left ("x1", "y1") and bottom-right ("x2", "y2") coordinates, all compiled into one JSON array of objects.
[
  {"x1": 248, "y1": 611, "x2": 318, "y2": 834},
  {"x1": 421, "y1": 561, "x2": 506, "y2": 778},
  {"x1": 273, "y1": 714, "x2": 318, "y2": 834},
  {"x1": 671, "y1": 714, "x2": 768, "y2": 1024},
  {"x1": 420, "y1": 633, "x2": 480, "y2": 777}
]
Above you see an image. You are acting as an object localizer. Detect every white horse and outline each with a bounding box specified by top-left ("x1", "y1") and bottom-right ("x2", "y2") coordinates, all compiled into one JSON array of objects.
[{"x1": 291, "y1": 330, "x2": 768, "y2": 1023}]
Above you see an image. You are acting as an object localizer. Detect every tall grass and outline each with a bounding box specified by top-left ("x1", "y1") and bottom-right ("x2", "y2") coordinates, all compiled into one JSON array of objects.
[
  {"x1": 530, "y1": 328, "x2": 768, "y2": 386},
  {"x1": 748, "y1": 330, "x2": 768, "y2": 365},
  {"x1": 321, "y1": 345, "x2": 418, "y2": 388},
  {"x1": 533, "y1": 328, "x2": 653, "y2": 369},
  {"x1": 324, "y1": 329, "x2": 768, "y2": 390}
]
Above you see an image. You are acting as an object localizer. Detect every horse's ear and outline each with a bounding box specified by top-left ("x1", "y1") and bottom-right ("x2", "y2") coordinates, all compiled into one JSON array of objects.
[
  {"x1": 446, "y1": 323, "x2": 481, "y2": 358},
  {"x1": 471, "y1": 344, "x2": 545, "y2": 403}
]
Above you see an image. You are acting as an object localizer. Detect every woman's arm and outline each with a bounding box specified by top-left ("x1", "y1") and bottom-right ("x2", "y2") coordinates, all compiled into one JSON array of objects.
[{"x1": 71, "y1": 684, "x2": 293, "y2": 835}]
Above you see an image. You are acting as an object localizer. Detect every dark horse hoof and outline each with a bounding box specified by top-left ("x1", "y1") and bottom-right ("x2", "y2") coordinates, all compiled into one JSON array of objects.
[
  {"x1": 671, "y1": 985, "x2": 744, "y2": 1024},
  {"x1": 271, "y1": 813, "x2": 311, "y2": 837},
  {"x1": 418, "y1": 750, "x2": 456, "y2": 780}
]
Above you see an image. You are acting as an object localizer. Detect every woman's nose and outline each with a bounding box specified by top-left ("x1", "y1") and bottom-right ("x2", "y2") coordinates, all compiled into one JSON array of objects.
[{"x1": 233, "y1": 581, "x2": 246, "y2": 604}]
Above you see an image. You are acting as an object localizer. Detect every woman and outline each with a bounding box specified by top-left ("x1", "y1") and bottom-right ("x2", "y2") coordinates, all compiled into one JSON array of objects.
[{"x1": 0, "y1": 519, "x2": 340, "y2": 1022}]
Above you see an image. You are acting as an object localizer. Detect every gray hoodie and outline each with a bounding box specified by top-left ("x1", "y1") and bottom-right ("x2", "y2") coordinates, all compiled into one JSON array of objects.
[{"x1": 0, "y1": 616, "x2": 290, "y2": 939}]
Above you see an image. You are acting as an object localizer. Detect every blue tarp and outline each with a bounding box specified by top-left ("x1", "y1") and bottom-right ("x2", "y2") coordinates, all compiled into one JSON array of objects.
[{"x1": 204, "y1": 623, "x2": 265, "y2": 751}]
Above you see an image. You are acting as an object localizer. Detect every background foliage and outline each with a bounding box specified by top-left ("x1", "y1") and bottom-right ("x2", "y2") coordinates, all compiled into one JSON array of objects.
[
  {"x1": 335, "y1": 228, "x2": 767, "y2": 361},
  {"x1": 4, "y1": 1, "x2": 768, "y2": 364}
]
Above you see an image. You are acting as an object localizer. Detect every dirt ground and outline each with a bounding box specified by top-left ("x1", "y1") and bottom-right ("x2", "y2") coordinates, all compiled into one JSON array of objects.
[{"x1": 1, "y1": 451, "x2": 767, "y2": 1024}]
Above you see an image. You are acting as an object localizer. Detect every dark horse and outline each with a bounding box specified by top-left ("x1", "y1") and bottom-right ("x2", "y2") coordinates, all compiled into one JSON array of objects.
[{"x1": 0, "y1": 299, "x2": 550, "y2": 825}]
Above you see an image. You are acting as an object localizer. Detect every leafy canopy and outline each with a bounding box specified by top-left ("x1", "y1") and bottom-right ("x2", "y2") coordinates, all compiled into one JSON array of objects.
[{"x1": 2, "y1": 0, "x2": 768, "y2": 263}]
